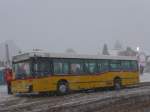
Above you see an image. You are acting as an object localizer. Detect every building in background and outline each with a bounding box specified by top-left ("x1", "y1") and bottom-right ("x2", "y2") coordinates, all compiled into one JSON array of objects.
[{"x1": 118, "y1": 47, "x2": 137, "y2": 56}]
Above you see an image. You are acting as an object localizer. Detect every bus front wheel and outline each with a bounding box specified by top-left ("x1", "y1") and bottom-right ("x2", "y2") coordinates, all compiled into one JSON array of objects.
[
  {"x1": 114, "y1": 78, "x2": 122, "y2": 90},
  {"x1": 57, "y1": 81, "x2": 69, "y2": 95}
]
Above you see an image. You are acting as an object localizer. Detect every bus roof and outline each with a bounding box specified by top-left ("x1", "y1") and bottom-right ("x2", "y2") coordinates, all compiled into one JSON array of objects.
[{"x1": 12, "y1": 52, "x2": 137, "y2": 62}]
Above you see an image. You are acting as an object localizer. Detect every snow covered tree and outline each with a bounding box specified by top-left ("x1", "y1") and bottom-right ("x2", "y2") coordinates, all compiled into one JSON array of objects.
[
  {"x1": 114, "y1": 40, "x2": 123, "y2": 50},
  {"x1": 65, "y1": 48, "x2": 76, "y2": 54},
  {"x1": 118, "y1": 46, "x2": 137, "y2": 56},
  {"x1": 102, "y1": 44, "x2": 109, "y2": 55}
]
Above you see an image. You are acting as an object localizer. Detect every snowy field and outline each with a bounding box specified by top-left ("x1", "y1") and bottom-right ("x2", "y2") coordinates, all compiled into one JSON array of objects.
[
  {"x1": 0, "y1": 85, "x2": 7, "y2": 96},
  {"x1": 140, "y1": 73, "x2": 150, "y2": 82},
  {"x1": 0, "y1": 85, "x2": 8, "y2": 101}
]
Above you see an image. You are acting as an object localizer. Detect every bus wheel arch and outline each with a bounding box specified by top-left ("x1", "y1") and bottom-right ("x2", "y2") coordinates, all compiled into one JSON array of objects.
[
  {"x1": 57, "y1": 79, "x2": 69, "y2": 95},
  {"x1": 113, "y1": 77, "x2": 122, "y2": 90}
]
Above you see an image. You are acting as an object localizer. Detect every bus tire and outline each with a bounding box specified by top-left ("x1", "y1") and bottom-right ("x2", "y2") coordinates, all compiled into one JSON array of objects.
[
  {"x1": 28, "y1": 85, "x2": 33, "y2": 93},
  {"x1": 114, "y1": 78, "x2": 122, "y2": 90},
  {"x1": 57, "y1": 81, "x2": 69, "y2": 95}
]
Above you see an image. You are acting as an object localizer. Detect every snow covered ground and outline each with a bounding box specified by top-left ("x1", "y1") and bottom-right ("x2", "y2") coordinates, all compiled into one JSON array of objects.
[
  {"x1": 0, "y1": 85, "x2": 8, "y2": 101},
  {"x1": 140, "y1": 73, "x2": 150, "y2": 82},
  {"x1": 0, "y1": 85, "x2": 7, "y2": 96}
]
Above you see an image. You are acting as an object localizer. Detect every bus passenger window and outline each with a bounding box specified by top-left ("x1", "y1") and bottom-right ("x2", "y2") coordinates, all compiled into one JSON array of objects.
[
  {"x1": 63, "y1": 63, "x2": 69, "y2": 74},
  {"x1": 130, "y1": 61, "x2": 138, "y2": 71},
  {"x1": 54, "y1": 63, "x2": 63, "y2": 74},
  {"x1": 98, "y1": 60, "x2": 109, "y2": 73},
  {"x1": 84, "y1": 60, "x2": 97, "y2": 74},
  {"x1": 53, "y1": 60, "x2": 69, "y2": 75},
  {"x1": 121, "y1": 61, "x2": 131, "y2": 71},
  {"x1": 84, "y1": 63, "x2": 89, "y2": 73},
  {"x1": 88, "y1": 63, "x2": 97, "y2": 74},
  {"x1": 110, "y1": 60, "x2": 121, "y2": 71},
  {"x1": 33, "y1": 61, "x2": 51, "y2": 77},
  {"x1": 40, "y1": 62, "x2": 50, "y2": 75},
  {"x1": 70, "y1": 63, "x2": 83, "y2": 74}
]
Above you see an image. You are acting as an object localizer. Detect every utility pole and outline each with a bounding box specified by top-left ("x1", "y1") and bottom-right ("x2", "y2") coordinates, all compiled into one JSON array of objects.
[{"x1": 5, "y1": 44, "x2": 10, "y2": 67}]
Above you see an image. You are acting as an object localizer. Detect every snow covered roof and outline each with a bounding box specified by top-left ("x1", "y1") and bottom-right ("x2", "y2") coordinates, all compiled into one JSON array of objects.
[{"x1": 12, "y1": 51, "x2": 137, "y2": 62}]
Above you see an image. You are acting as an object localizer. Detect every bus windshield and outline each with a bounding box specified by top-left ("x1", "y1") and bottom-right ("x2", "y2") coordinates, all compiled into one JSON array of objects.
[{"x1": 13, "y1": 62, "x2": 31, "y2": 79}]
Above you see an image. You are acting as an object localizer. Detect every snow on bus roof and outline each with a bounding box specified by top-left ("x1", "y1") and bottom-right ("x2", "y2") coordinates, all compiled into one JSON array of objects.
[{"x1": 13, "y1": 51, "x2": 137, "y2": 62}]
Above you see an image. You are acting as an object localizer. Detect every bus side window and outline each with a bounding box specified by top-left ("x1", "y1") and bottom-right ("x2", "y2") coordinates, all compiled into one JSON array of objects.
[
  {"x1": 70, "y1": 59, "x2": 84, "y2": 74},
  {"x1": 53, "y1": 59, "x2": 69, "y2": 75},
  {"x1": 63, "y1": 63, "x2": 69, "y2": 74},
  {"x1": 130, "y1": 61, "x2": 138, "y2": 71},
  {"x1": 121, "y1": 60, "x2": 131, "y2": 71},
  {"x1": 88, "y1": 62, "x2": 97, "y2": 74},
  {"x1": 98, "y1": 60, "x2": 109, "y2": 73},
  {"x1": 84, "y1": 60, "x2": 97, "y2": 74},
  {"x1": 84, "y1": 61, "x2": 89, "y2": 74},
  {"x1": 33, "y1": 60, "x2": 51, "y2": 77},
  {"x1": 33, "y1": 63, "x2": 38, "y2": 75},
  {"x1": 109, "y1": 60, "x2": 121, "y2": 71},
  {"x1": 40, "y1": 62, "x2": 51, "y2": 76}
]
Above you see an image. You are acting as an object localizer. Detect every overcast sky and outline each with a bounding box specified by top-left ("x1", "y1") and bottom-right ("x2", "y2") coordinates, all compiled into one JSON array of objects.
[{"x1": 0, "y1": 0, "x2": 150, "y2": 54}]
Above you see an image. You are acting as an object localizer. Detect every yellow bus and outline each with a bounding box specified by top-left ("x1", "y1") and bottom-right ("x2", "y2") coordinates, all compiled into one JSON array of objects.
[{"x1": 11, "y1": 52, "x2": 139, "y2": 94}]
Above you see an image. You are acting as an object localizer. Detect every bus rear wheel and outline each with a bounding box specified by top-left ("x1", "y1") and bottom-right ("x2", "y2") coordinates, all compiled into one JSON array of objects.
[
  {"x1": 114, "y1": 78, "x2": 122, "y2": 90},
  {"x1": 57, "y1": 81, "x2": 69, "y2": 95}
]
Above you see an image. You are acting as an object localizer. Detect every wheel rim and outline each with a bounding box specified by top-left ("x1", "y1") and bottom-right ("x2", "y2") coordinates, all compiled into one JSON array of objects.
[
  {"x1": 115, "y1": 82, "x2": 121, "y2": 90},
  {"x1": 59, "y1": 84, "x2": 67, "y2": 93},
  {"x1": 114, "y1": 78, "x2": 122, "y2": 90}
]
